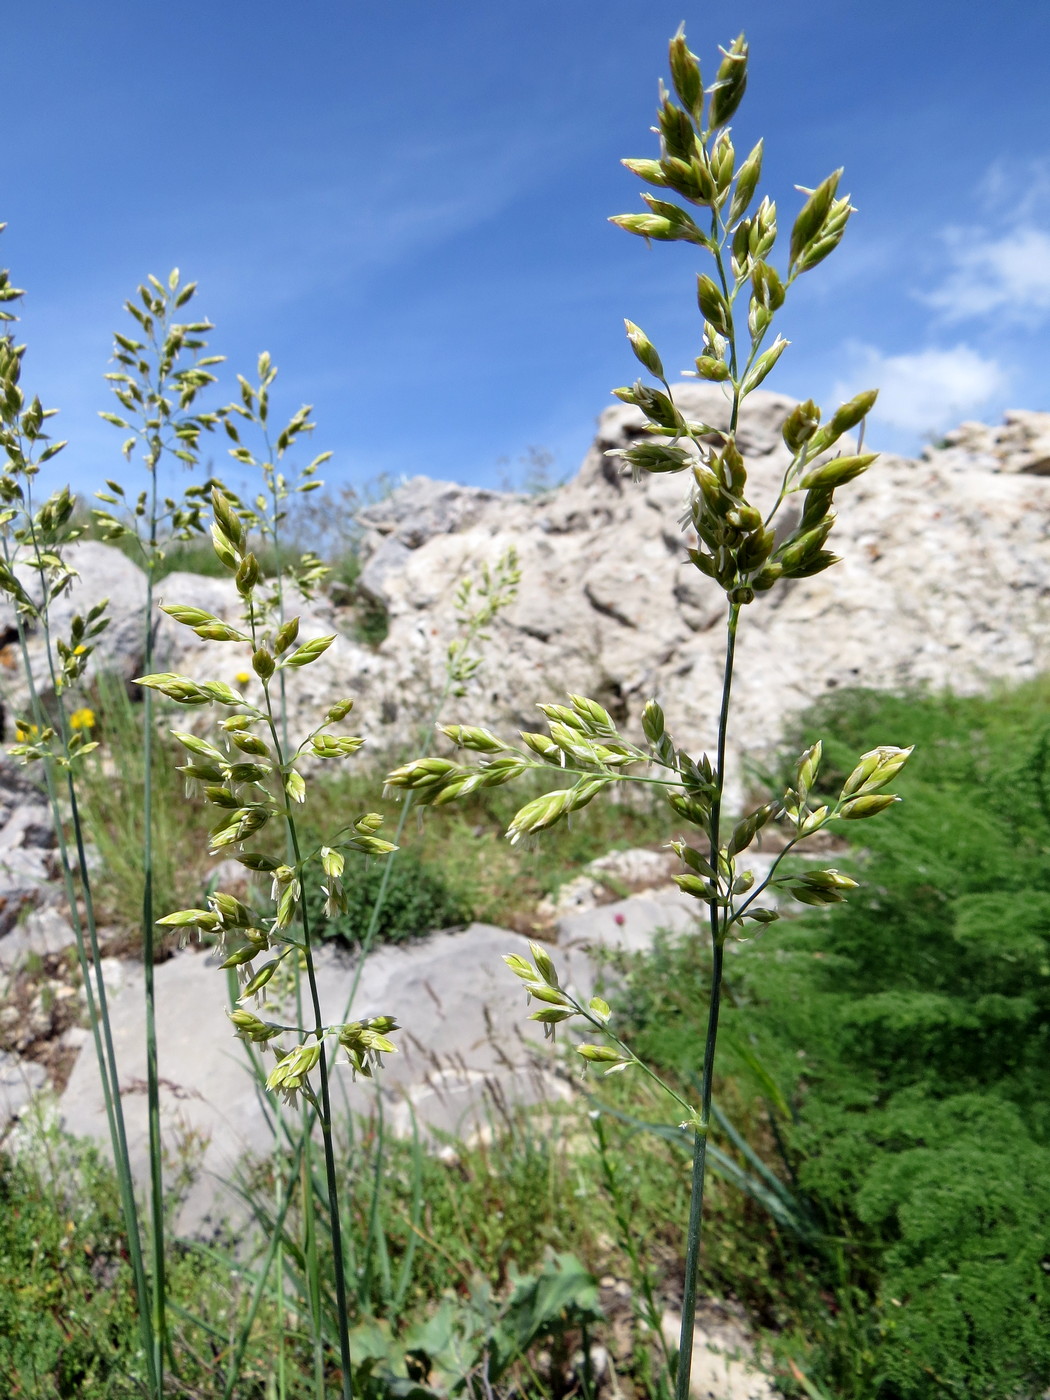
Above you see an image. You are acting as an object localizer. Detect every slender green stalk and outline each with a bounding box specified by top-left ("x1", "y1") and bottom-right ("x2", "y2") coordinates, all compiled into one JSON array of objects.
[
  {"x1": 248, "y1": 597, "x2": 355, "y2": 1400},
  {"x1": 4, "y1": 502, "x2": 158, "y2": 1392},
  {"x1": 675, "y1": 607, "x2": 740, "y2": 1400},
  {"x1": 141, "y1": 467, "x2": 167, "y2": 1393}
]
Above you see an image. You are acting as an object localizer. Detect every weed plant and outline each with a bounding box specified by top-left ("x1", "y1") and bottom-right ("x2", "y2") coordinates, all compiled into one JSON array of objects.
[{"x1": 386, "y1": 25, "x2": 912, "y2": 1398}]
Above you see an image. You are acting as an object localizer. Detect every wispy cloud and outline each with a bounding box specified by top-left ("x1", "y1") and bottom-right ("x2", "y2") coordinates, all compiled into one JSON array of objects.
[
  {"x1": 834, "y1": 342, "x2": 1009, "y2": 435},
  {"x1": 921, "y1": 226, "x2": 1050, "y2": 326},
  {"x1": 920, "y1": 158, "x2": 1050, "y2": 327}
]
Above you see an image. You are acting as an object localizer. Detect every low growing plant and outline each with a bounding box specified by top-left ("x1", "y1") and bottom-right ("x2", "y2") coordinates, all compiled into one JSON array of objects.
[{"x1": 386, "y1": 25, "x2": 913, "y2": 1398}]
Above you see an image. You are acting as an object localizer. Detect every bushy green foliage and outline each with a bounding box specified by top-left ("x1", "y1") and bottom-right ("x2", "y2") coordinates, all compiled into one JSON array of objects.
[
  {"x1": 620, "y1": 682, "x2": 1050, "y2": 1398},
  {"x1": 0, "y1": 1149, "x2": 142, "y2": 1396},
  {"x1": 305, "y1": 848, "x2": 471, "y2": 949}
]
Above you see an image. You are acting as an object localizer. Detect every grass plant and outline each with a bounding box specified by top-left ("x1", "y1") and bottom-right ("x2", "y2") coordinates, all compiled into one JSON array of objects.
[
  {"x1": 3, "y1": 21, "x2": 1045, "y2": 1400},
  {"x1": 95, "y1": 270, "x2": 227, "y2": 1390},
  {"x1": 385, "y1": 26, "x2": 914, "y2": 1398}
]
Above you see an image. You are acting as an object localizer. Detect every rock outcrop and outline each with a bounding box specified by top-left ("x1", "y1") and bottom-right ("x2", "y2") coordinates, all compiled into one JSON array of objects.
[{"x1": 4, "y1": 385, "x2": 1049, "y2": 778}]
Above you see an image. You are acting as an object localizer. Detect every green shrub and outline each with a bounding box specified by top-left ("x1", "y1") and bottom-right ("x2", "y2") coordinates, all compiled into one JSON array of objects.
[
  {"x1": 620, "y1": 682, "x2": 1050, "y2": 1398},
  {"x1": 305, "y1": 848, "x2": 471, "y2": 949}
]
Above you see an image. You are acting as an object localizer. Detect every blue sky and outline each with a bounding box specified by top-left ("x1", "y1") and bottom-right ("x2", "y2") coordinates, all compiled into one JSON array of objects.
[{"x1": 5, "y1": 0, "x2": 1050, "y2": 498}]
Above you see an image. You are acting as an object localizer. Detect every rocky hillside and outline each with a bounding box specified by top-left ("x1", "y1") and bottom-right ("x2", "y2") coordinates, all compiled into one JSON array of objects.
[{"x1": 3, "y1": 385, "x2": 1050, "y2": 777}]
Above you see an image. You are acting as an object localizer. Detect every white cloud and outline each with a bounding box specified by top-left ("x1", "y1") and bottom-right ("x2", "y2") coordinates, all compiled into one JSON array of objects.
[
  {"x1": 921, "y1": 225, "x2": 1050, "y2": 326},
  {"x1": 976, "y1": 158, "x2": 1050, "y2": 222},
  {"x1": 834, "y1": 342, "x2": 1010, "y2": 435}
]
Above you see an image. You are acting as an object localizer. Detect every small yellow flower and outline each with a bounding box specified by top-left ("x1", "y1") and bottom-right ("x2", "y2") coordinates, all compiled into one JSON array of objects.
[
  {"x1": 14, "y1": 720, "x2": 40, "y2": 741},
  {"x1": 235, "y1": 672, "x2": 251, "y2": 687},
  {"x1": 69, "y1": 707, "x2": 96, "y2": 731}
]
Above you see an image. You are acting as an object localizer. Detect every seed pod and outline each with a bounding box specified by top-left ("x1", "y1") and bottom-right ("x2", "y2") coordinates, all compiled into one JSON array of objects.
[
  {"x1": 711, "y1": 131, "x2": 735, "y2": 194},
  {"x1": 239, "y1": 959, "x2": 281, "y2": 999},
  {"x1": 674, "y1": 872, "x2": 718, "y2": 901},
  {"x1": 616, "y1": 442, "x2": 694, "y2": 476},
  {"x1": 172, "y1": 730, "x2": 224, "y2": 762},
  {"x1": 507, "y1": 787, "x2": 574, "y2": 840},
  {"x1": 235, "y1": 553, "x2": 260, "y2": 597},
  {"x1": 609, "y1": 212, "x2": 682, "y2": 242},
  {"x1": 134, "y1": 672, "x2": 212, "y2": 705},
  {"x1": 621, "y1": 157, "x2": 667, "y2": 185},
  {"x1": 789, "y1": 170, "x2": 842, "y2": 270},
  {"x1": 163, "y1": 605, "x2": 219, "y2": 629},
  {"x1": 829, "y1": 388, "x2": 878, "y2": 437},
  {"x1": 283, "y1": 634, "x2": 335, "y2": 668},
  {"x1": 729, "y1": 139, "x2": 763, "y2": 224},
  {"x1": 741, "y1": 338, "x2": 788, "y2": 396},
  {"x1": 666, "y1": 787, "x2": 711, "y2": 829},
  {"x1": 520, "y1": 730, "x2": 560, "y2": 761},
  {"x1": 252, "y1": 647, "x2": 275, "y2": 680},
  {"x1": 795, "y1": 195, "x2": 853, "y2": 272},
  {"x1": 200, "y1": 681, "x2": 243, "y2": 707},
  {"x1": 274, "y1": 616, "x2": 300, "y2": 655},
  {"x1": 569, "y1": 693, "x2": 617, "y2": 735},
  {"x1": 577, "y1": 1043, "x2": 628, "y2": 1065},
  {"x1": 660, "y1": 155, "x2": 711, "y2": 203},
  {"x1": 156, "y1": 907, "x2": 221, "y2": 932},
  {"x1": 696, "y1": 275, "x2": 730, "y2": 336},
  {"x1": 840, "y1": 792, "x2": 900, "y2": 819},
  {"x1": 785, "y1": 549, "x2": 840, "y2": 579},
  {"x1": 232, "y1": 730, "x2": 269, "y2": 757},
  {"x1": 642, "y1": 699, "x2": 665, "y2": 744},
  {"x1": 751, "y1": 562, "x2": 782, "y2": 592},
  {"x1": 527, "y1": 983, "x2": 568, "y2": 1007},
  {"x1": 205, "y1": 784, "x2": 241, "y2": 808},
  {"x1": 799, "y1": 452, "x2": 877, "y2": 491},
  {"x1": 727, "y1": 800, "x2": 776, "y2": 855},
  {"x1": 237, "y1": 852, "x2": 281, "y2": 872},
  {"x1": 795, "y1": 741, "x2": 823, "y2": 794},
  {"x1": 737, "y1": 525, "x2": 775, "y2": 573},
  {"x1": 658, "y1": 95, "x2": 696, "y2": 163},
  {"x1": 740, "y1": 907, "x2": 779, "y2": 924},
  {"x1": 800, "y1": 485, "x2": 835, "y2": 531},
  {"x1": 668, "y1": 26, "x2": 703, "y2": 122},
  {"x1": 695, "y1": 355, "x2": 731, "y2": 382},
  {"x1": 782, "y1": 399, "x2": 820, "y2": 454},
  {"x1": 708, "y1": 34, "x2": 748, "y2": 129},
  {"x1": 624, "y1": 320, "x2": 665, "y2": 378},
  {"x1": 441, "y1": 724, "x2": 505, "y2": 753},
  {"x1": 480, "y1": 755, "x2": 530, "y2": 785}
]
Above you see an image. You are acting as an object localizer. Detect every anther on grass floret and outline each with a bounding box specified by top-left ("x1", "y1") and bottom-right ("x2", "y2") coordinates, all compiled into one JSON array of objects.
[
  {"x1": 266, "y1": 1043, "x2": 321, "y2": 1102},
  {"x1": 338, "y1": 1017, "x2": 400, "y2": 1079}
]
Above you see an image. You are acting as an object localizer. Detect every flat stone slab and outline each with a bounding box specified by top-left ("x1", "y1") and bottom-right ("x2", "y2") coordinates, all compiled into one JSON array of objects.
[
  {"x1": 58, "y1": 923, "x2": 569, "y2": 1233},
  {"x1": 56, "y1": 889, "x2": 717, "y2": 1234},
  {"x1": 0, "y1": 906, "x2": 77, "y2": 971},
  {"x1": 557, "y1": 886, "x2": 699, "y2": 955},
  {"x1": 0, "y1": 1049, "x2": 47, "y2": 1135}
]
